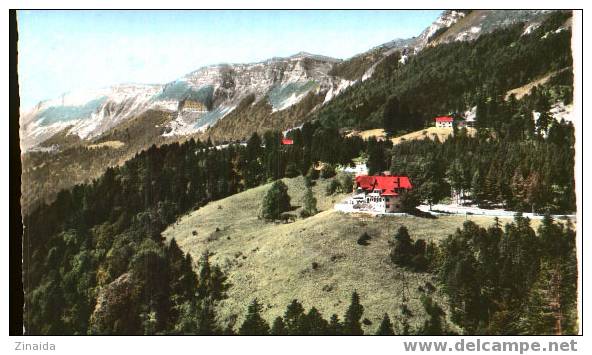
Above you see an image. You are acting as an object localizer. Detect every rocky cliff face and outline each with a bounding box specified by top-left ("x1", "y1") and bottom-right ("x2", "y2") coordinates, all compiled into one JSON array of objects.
[
  {"x1": 162, "y1": 52, "x2": 340, "y2": 137},
  {"x1": 423, "y1": 10, "x2": 554, "y2": 46},
  {"x1": 20, "y1": 53, "x2": 341, "y2": 151},
  {"x1": 20, "y1": 84, "x2": 161, "y2": 150}
]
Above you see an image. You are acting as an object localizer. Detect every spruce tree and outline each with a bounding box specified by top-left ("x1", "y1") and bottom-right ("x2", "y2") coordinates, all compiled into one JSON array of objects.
[
  {"x1": 239, "y1": 299, "x2": 270, "y2": 335},
  {"x1": 383, "y1": 96, "x2": 400, "y2": 134},
  {"x1": 327, "y1": 314, "x2": 343, "y2": 335},
  {"x1": 270, "y1": 316, "x2": 288, "y2": 335},
  {"x1": 305, "y1": 307, "x2": 329, "y2": 335},
  {"x1": 260, "y1": 180, "x2": 291, "y2": 220},
  {"x1": 376, "y1": 313, "x2": 395, "y2": 335},
  {"x1": 343, "y1": 291, "x2": 364, "y2": 335},
  {"x1": 367, "y1": 138, "x2": 387, "y2": 175},
  {"x1": 196, "y1": 298, "x2": 219, "y2": 335},
  {"x1": 418, "y1": 296, "x2": 448, "y2": 335},
  {"x1": 390, "y1": 226, "x2": 414, "y2": 267},
  {"x1": 283, "y1": 299, "x2": 306, "y2": 335},
  {"x1": 301, "y1": 186, "x2": 318, "y2": 218}
]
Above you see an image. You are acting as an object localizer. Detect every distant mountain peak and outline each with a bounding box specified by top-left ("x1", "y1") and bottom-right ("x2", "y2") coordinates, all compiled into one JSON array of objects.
[{"x1": 287, "y1": 51, "x2": 341, "y2": 62}]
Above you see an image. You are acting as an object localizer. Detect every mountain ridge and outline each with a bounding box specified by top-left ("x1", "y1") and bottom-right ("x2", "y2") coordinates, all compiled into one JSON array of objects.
[{"x1": 20, "y1": 10, "x2": 553, "y2": 151}]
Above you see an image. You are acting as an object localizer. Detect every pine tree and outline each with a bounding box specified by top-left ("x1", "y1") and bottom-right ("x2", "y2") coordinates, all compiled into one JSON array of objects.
[
  {"x1": 196, "y1": 298, "x2": 219, "y2": 335},
  {"x1": 343, "y1": 291, "x2": 364, "y2": 335},
  {"x1": 239, "y1": 299, "x2": 270, "y2": 335},
  {"x1": 301, "y1": 186, "x2": 318, "y2": 218},
  {"x1": 383, "y1": 96, "x2": 400, "y2": 134},
  {"x1": 327, "y1": 314, "x2": 343, "y2": 335},
  {"x1": 534, "y1": 93, "x2": 552, "y2": 136},
  {"x1": 471, "y1": 170, "x2": 483, "y2": 205},
  {"x1": 418, "y1": 296, "x2": 448, "y2": 335},
  {"x1": 270, "y1": 316, "x2": 288, "y2": 335},
  {"x1": 525, "y1": 172, "x2": 544, "y2": 214},
  {"x1": 260, "y1": 180, "x2": 291, "y2": 220},
  {"x1": 337, "y1": 172, "x2": 354, "y2": 193},
  {"x1": 283, "y1": 299, "x2": 306, "y2": 335},
  {"x1": 241, "y1": 132, "x2": 264, "y2": 188},
  {"x1": 167, "y1": 240, "x2": 197, "y2": 304},
  {"x1": 367, "y1": 138, "x2": 387, "y2": 175},
  {"x1": 196, "y1": 251, "x2": 228, "y2": 301},
  {"x1": 390, "y1": 226, "x2": 414, "y2": 267},
  {"x1": 304, "y1": 307, "x2": 329, "y2": 335},
  {"x1": 376, "y1": 313, "x2": 395, "y2": 335}
]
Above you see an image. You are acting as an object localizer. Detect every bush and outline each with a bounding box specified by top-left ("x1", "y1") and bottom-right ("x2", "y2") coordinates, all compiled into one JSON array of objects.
[
  {"x1": 306, "y1": 167, "x2": 320, "y2": 181},
  {"x1": 280, "y1": 212, "x2": 297, "y2": 223},
  {"x1": 302, "y1": 186, "x2": 318, "y2": 218},
  {"x1": 357, "y1": 232, "x2": 372, "y2": 246},
  {"x1": 320, "y1": 164, "x2": 336, "y2": 179},
  {"x1": 390, "y1": 226, "x2": 413, "y2": 265},
  {"x1": 399, "y1": 190, "x2": 420, "y2": 213},
  {"x1": 285, "y1": 162, "x2": 300, "y2": 178},
  {"x1": 260, "y1": 180, "x2": 291, "y2": 220},
  {"x1": 337, "y1": 172, "x2": 353, "y2": 193},
  {"x1": 411, "y1": 254, "x2": 429, "y2": 272},
  {"x1": 326, "y1": 179, "x2": 340, "y2": 196},
  {"x1": 390, "y1": 226, "x2": 429, "y2": 271}
]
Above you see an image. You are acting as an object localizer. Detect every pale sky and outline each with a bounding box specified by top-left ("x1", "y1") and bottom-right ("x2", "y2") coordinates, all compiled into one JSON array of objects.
[{"x1": 17, "y1": 10, "x2": 440, "y2": 109}]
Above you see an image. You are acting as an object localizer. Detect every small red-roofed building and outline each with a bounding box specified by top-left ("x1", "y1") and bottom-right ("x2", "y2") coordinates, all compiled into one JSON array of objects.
[
  {"x1": 281, "y1": 138, "x2": 294, "y2": 145},
  {"x1": 434, "y1": 116, "x2": 454, "y2": 128}
]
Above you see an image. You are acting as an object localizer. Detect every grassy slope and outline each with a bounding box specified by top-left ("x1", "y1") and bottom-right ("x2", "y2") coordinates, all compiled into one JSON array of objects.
[
  {"x1": 505, "y1": 67, "x2": 571, "y2": 100},
  {"x1": 348, "y1": 126, "x2": 476, "y2": 145},
  {"x1": 163, "y1": 176, "x2": 538, "y2": 333}
]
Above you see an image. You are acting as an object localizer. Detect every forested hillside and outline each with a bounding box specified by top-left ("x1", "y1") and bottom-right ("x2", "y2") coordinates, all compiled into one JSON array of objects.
[
  {"x1": 23, "y1": 110, "x2": 577, "y2": 334},
  {"x1": 313, "y1": 11, "x2": 573, "y2": 131},
  {"x1": 22, "y1": 125, "x2": 367, "y2": 334}
]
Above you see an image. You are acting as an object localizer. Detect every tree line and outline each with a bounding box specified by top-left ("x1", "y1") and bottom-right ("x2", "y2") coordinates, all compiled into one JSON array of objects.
[
  {"x1": 22, "y1": 121, "x2": 367, "y2": 334},
  {"x1": 384, "y1": 118, "x2": 576, "y2": 214},
  {"x1": 314, "y1": 11, "x2": 572, "y2": 133},
  {"x1": 22, "y1": 117, "x2": 577, "y2": 334}
]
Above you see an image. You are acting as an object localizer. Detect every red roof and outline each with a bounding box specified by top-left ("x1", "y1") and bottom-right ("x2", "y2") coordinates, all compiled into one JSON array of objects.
[
  {"x1": 355, "y1": 175, "x2": 412, "y2": 196},
  {"x1": 435, "y1": 116, "x2": 454, "y2": 122},
  {"x1": 281, "y1": 138, "x2": 294, "y2": 145}
]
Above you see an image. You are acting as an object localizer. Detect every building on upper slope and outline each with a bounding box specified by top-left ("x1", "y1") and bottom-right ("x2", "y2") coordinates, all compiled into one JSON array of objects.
[
  {"x1": 345, "y1": 174, "x2": 413, "y2": 213},
  {"x1": 434, "y1": 115, "x2": 454, "y2": 128},
  {"x1": 281, "y1": 138, "x2": 294, "y2": 145}
]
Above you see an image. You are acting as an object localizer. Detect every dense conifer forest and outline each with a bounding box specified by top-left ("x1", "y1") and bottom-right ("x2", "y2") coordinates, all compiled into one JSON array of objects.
[
  {"x1": 314, "y1": 11, "x2": 572, "y2": 131},
  {"x1": 23, "y1": 113, "x2": 577, "y2": 334}
]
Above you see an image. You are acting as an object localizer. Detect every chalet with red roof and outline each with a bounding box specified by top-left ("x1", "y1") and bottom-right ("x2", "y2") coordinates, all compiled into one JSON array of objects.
[
  {"x1": 347, "y1": 174, "x2": 413, "y2": 213},
  {"x1": 434, "y1": 116, "x2": 454, "y2": 128},
  {"x1": 281, "y1": 138, "x2": 294, "y2": 145}
]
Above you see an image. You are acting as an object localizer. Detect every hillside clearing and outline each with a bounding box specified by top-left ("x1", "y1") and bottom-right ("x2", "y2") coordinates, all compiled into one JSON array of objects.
[
  {"x1": 349, "y1": 126, "x2": 476, "y2": 146},
  {"x1": 87, "y1": 140, "x2": 125, "y2": 149},
  {"x1": 163, "y1": 176, "x2": 542, "y2": 332},
  {"x1": 505, "y1": 68, "x2": 570, "y2": 100}
]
